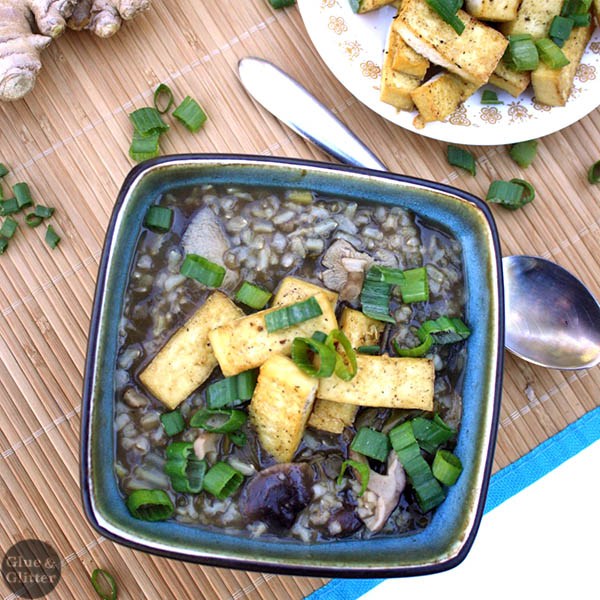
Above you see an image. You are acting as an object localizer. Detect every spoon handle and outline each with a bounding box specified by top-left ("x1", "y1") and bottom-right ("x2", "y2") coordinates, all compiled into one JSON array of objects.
[{"x1": 238, "y1": 57, "x2": 387, "y2": 172}]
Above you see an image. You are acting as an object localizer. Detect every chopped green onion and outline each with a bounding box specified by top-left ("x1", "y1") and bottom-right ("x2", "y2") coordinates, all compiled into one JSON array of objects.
[
  {"x1": 45, "y1": 225, "x2": 61, "y2": 249},
  {"x1": 13, "y1": 182, "x2": 33, "y2": 209},
  {"x1": 357, "y1": 345, "x2": 380, "y2": 355},
  {"x1": 126, "y1": 489, "x2": 174, "y2": 521},
  {"x1": 392, "y1": 334, "x2": 433, "y2": 358},
  {"x1": 0, "y1": 198, "x2": 19, "y2": 216},
  {"x1": 32, "y1": 204, "x2": 55, "y2": 219},
  {"x1": 264, "y1": 296, "x2": 323, "y2": 332},
  {"x1": 173, "y1": 96, "x2": 208, "y2": 133},
  {"x1": 480, "y1": 90, "x2": 504, "y2": 105},
  {"x1": 284, "y1": 189, "x2": 313, "y2": 205},
  {"x1": 425, "y1": 0, "x2": 465, "y2": 35},
  {"x1": 535, "y1": 38, "x2": 570, "y2": 69},
  {"x1": 312, "y1": 330, "x2": 328, "y2": 343},
  {"x1": 432, "y1": 449, "x2": 463, "y2": 485},
  {"x1": 350, "y1": 427, "x2": 390, "y2": 463},
  {"x1": 129, "y1": 107, "x2": 169, "y2": 135},
  {"x1": 418, "y1": 316, "x2": 471, "y2": 345},
  {"x1": 25, "y1": 213, "x2": 43, "y2": 228},
  {"x1": 507, "y1": 35, "x2": 539, "y2": 71},
  {"x1": 291, "y1": 336, "x2": 337, "y2": 378},
  {"x1": 562, "y1": 0, "x2": 592, "y2": 16},
  {"x1": 153, "y1": 83, "x2": 175, "y2": 114},
  {"x1": 144, "y1": 205, "x2": 173, "y2": 233},
  {"x1": 570, "y1": 12, "x2": 591, "y2": 25},
  {"x1": 165, "y1": 442, "x2": 207, "y2": 493},
  {"x1": 509, "y1": 178, "x2": 536, "y2": 205},
  {"x1": 268, "y1": 0, "x2": 296, "y2": 7},
  {"x1": 203, "y1": 461, "x2": 244, "y2": 499},
  {"x1": 129, "y1": 130, "x2": 161, "y2": 162},
  {"x1": 509, "y1": 139, "x2": 538, "y2": 168},
  {"x1": 337, "y1": 459, "x2": 370, "y2": 496},
  {"x1": 180, "y1": 254, "x2": 226, "y2": 287},
  {"x1": 587, "y1": 160, "x2": 600, "y2": 184},
  {"x1": 235, "y1": 281, "x2": 272, "y2": 309},
  {"x1": 398, "y1": 267, "x2": 429, "y2": 303},
  {"x1": 360, "y1": 267, "x2": 395, "y2": 324},
  {"x1": 160, "y1": 410, "x2": 185, "y2": 436},
  {"x1": 227, "y1": 430, "x2": 247, "y2": 447},
  {"x1": 549, "y1": 15, "x2": 574, "y2": 47},
  {"x1": 411, "y1": 415, "x2": 456, "y2": 455},
  {"x1": 0, "y1": 237, "x2": 8, "y2": 255},
  {"x1": 0, "y1": 217, "x2": 17, "y2": 239},
  {"x1": 190, "y1": 408, "x2": 247, "y2": 433},
  {"x1": 486, "y1": 179, "x2": 533, "y2": 210},
  {"x1": 326, "y1": 329, "x2": 358, "y2": 381},
  {"x1": 90, "y1": 568, "x2": 117, "y2": 600},
  {"x1": 447, "y1": 145, "x2": 477, "y2": 176},
  {"x1": 206, "y1": 370, "x2": 258, "y2": 409},
  {"x1": 0, "y1": 163, "x2": 8, "y2": 178}
]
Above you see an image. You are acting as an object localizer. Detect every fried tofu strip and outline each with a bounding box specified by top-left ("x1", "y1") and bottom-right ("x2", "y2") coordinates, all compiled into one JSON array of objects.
[
  {"x1": 389, "y1": 27, "x2": 430, "y2": 78},
  {"x1": 318, "y1": 355, "x2": 434, "y2": 411},
  {"x1": 249, "y1": 355, "x2": 318, "y2": 463},
  {"x1": 464, "y1": 0, "x2": 520, "y2": 22},
  {"x1": 489, "y1": 61, "x2": 531, "y2": 97},
  {"x1": 531, "y1": 22, "x2": 594, "y2": 107},
  {"x1": 209, "y1": 292, "x2": 338, "y2": 376},
  {"x1": 139, "y1": 292, "x2": 245, "y2": 410},
  {"x1": 351, "y1": 0, "x2": 396, "y2": 13},
  {"x1": 393, "y1": 0, "x2": 508, "y2": 86},
  {"x1": 273, "y1": 276, "x2": 338, "y2": 309},
  {"x1": 501, "y1": 0, "x2": 563, "y2": 38},
  {"x1": 308, "y1": 308, "x2": 385, "y2": 434}
]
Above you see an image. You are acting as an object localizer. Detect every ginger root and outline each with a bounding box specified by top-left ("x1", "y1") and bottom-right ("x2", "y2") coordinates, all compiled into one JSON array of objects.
[{"x1": 0, "y1": 0, "x2": 151, "y2": 101}]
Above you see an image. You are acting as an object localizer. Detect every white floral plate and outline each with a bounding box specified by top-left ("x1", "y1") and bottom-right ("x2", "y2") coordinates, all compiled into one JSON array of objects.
[{"x1": 297, "y1": 0, "x2": 600, "y2": 145}]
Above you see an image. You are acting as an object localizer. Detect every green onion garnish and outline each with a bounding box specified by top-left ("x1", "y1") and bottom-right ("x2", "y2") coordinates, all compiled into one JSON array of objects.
[
  {"x1": 480, "y1": 90, "x2": 504, "y2": 105},
  {"x1": 398, "y1": 267, "x2": 429, "y2": 303},
  {"x1": 312, "y1": 330, "x2": 328, "y2": 343},
  {"x1": 235, "y1": 281, "x2": 272, "y2": 309},
  {"x1": 337, "y1": 459, "x2": 370, "y2": 496},
  {"x1": 25, "y1": 213, "x2": 43, "y2": 228},
  {"x1": 206, "y1": 370, "x2": 258, "y2": 409},
  {"x1": 145, "y1": 205, "x2": 173, "y2": 233},
  {"x1": 0, "y1": 163, "x2": 8, "y2": 178},
  {"x1": 425, "y1": 0, "x2": 465, "y2": 35},
  {"x1": 418, "y1": 316, "x2": 471, "y2": 345},
  {"x1": 33, "y1": 204, "x2": 55, "y2": 219},
  {"x1": 570, "y1": 12, "x2": 591, "y2": 25},
  {"x1": 326, "y1": 329, "x2": 358, "y2": 381},
  {"x1": 45, "y1": 225, "x2": 61, "y2": 249},
  {"x1": 0, "y1": 198, "x2": 19, "y2": 216},
  {"x1": 549, "y1": 15, "x2": 574, "y2": 47},
  {"x1": 0, "y1": 217, "x2": 17, "y2": 239},
  {"x1": 587, "y1": 160, "x2": 600, "y2": 184},
  {"x1": 350, "y1": 427, "x2": 391, "y2": 463},
  {"x1": 506, "y1": 34, "x2": 539, "y2": 71},
  {"x1": 268, "y1": 0, "x2": 296, "y2": 7},
  {"x1": 486, "y1": 179, "x2": 534, "y2": 210},
  {"x1": 509, "y1": 139, "x2": 538, "y2": 168},
  {"x1": 360, "y1": 267, "x2": 395, "y2": 324},
  {"x1": 0, "y1": 237, "x2": 8, "y2": 255},
  {"x1": 562, "y1": 0, "x2": 592, "y2": 17},
  {"x1": 291, "y1": 336, "x2": 337, "y2": 378},
  {"x1": 535, "y1": 38, "x2": 570, "y2": 69},
  {"x1": 227, "y1": 430, "x2": 247, "y2": 447},
  {"x1": 432, "y1": 449, "x2": 463, "y2": 486},
  {"x1": 13, "y1": 182, "x2": 33, "y2": 209},
  {"x1": 189, "y1": 408, "x2": 247, "y2": 433},
  {"x1": 126, "y1": 489, "x2": 174, "y2": 521},
  {"x1": 160, "y1": 410, "x2": 185, "y2": 436},
  {"x1": 153, "y1": 83, "x2": 175, "y2": 114},
  {"x1": 357, "y1": 345, "x2": 380, "y2": 355},
  {"x1": 165, "y1": 442, "x2": 207, "y2": 493},
  {"x1": 180, "y1": 254, "x2": 226, "y2": 287},
  {"x1": 129, "y1": 130, "x2": 161, "y2": 163},
  {"x1": 411, "y1": 414, "x2": 456, "y2": 455},
  {"x1": 264, "y1": 296, "x2": 323, "y2": 332},
  {"x1": 90, "y1": 568, "x2": 117, "y2": 600},
  {"x1": 392, "y1": 335, "x2": 433, "y2": 358},
  {"x1": 129, "y1": 107, "x2": 169, "y2": 136},
  {"x1": 509, "y1": 178, "x2": 536, "y2": 205},
  {"x1": 202, "y1": 461, "x2": 244, "y2": 499},
  {"x1": 447, "y1": 145, "x2": 476, "y2": 176},
  {"x1": 173, "y1": 96, "x2": 208, "y2": 133}
]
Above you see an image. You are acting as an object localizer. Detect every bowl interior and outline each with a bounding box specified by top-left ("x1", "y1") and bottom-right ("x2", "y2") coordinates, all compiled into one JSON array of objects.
[{"x1": 82, "y1": 155, "x2": 504, "y2": 577}]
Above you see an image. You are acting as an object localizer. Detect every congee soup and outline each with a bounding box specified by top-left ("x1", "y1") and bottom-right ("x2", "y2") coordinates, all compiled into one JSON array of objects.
[{"x1": 114, "y1": 183, "x2": 468, "y2": 542}]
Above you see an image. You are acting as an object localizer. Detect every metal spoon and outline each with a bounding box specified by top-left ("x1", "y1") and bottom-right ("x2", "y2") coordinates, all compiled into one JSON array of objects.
[{"x1": 238, "y1": 57, "x2": 600, "y2": 370}]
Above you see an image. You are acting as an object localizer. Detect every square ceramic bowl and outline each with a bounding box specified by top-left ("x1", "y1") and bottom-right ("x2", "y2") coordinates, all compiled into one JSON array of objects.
[{"x1": 81, "y1": 154, "x2": 504, "y2": 577}]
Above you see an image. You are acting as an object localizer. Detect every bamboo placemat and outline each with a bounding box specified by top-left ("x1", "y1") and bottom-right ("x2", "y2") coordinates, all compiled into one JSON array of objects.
[{"x1": 0, "y1": 1, "x2": 598, "y2": 598}]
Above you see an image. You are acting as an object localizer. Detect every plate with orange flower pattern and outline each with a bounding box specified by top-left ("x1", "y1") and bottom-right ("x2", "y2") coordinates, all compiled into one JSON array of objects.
[{"x1": 297, "y1": 0, "x2": 600, "y2": 145}]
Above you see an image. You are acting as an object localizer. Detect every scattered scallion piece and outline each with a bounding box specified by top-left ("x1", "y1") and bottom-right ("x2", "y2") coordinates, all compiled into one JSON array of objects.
[
  {"x1": 291, "y1": 336, "x2": 337, "y2": 378},
  {"x1": 25, "y1": 213, "x2": 43, "y2": 228},
  {"x1": 264, "y1": 296, "x2": 323, "y2": 332},
  {"x1": 392, "y1": 334, "x2": 433, "y2": 358},
  {"x1": 411, "y1": 415, "x2": 456, "y2": 455},
  {"x1": 0, "y1": 163, "x2": 8, "y2": 178},
  {"x1": 268, "y1": 0, "x2": 295, "y2": 7},
  {"x1": 0, "y1": 217, "x2": 17, "y2": 239},
  {"x1": 570, "y1": 12, "x2": 591, "y2": 26},
  {"x1": 160, "y1": 410, "x2": 185, "y2": 436},
  {"x1": 360, "y1": 267, "x2": 395, "y2": 324},
  {"x1": 145, "y1": 205, "x2": 173, "y2": 233},
  {"x1": 447, "y1": 145, "x2": 476, "y2": 176},
  {"x1": 425, "y1": 0, "x2": 465, "y2": 35},
  {"x1": 509, "y1": 139, "x2": 538, "y2": 168},
  {"x1": 153, "y1": 83, "x2": 175, "y2": 114},
  {"x1": 432, "y1": 449, "x2": 463, "y2": 486},
  {"x1": 418, "y1": 316, "x2": 471, "y2": 345},
  {"x1": 129, "y1": 107, "x2": 170, "y2": 135},
  {"x1": 173, "y1": 96, "x2": 208, "y2": 133},
  {"x1": 228, "y1": 430, "x2": 247, "y2": 447},
  {"x1": 326, "y1": 329, "x2": 358, "y2": 381},
  {"x1": 126, "y1": 489, "x2": 174, "y2": 521},
  {"x1": 587, "y1": 160, "x2": 600, "y2": 184},
  {"x1": 180, "y1": 253, "x2": 226, "y2": 287},
  {"x1": 350, "y1": 427, "x2": 390, "y2": 463},
  {"x1": 206, "y1": 370, "x2": 258, "y2": 409},
  {"x1": 13, "y1": 182, "x2": 33, "y2": 209},
  {"x1": 285, "y1": 189, "x2": 313, "y2": 205},
  {"x1": 486, "y1": 179, "x2": 534, "y2": 210},
  {"x1": 337, "y1": 459, "x2": 370, "y2": 496},
  {"x1": 190, "y1": 408, "x2": 247, "y2": 433},
  {"x1": 480, "y1": 90, "x2": 504, "y2": 105},
  {"x1": 398, "y1": 267, "x2": 429, "y2": 303},
  {"x1": 0, "y1": 237, "x2": 8, "y2": 255},
  {"x1": 0, "y1": 198, "x2": 19, "y2": 216},
  {"x1": 165, "y1": 442, "x2": 207, "y2": 493},
  {"x1": 312, "y1": 330, "x2": 328, "y2": 343},
  {"x1": 32, "y1": 204, "x2": 55, "y2": 219},
  {"x1": 561, "y1": 0, "x2": 592, "y2": 17},
  {"x1": 129, "y1": 130, "x2": 161, "y2": 163},
  {"x1": 45, "y1": 224, "x2": 61, "y2": 249},
  {"x1": 535, "y1": 38, "x2": 570, "y2": 69},
  {"x1": 357, "y1": 344, "x2": 380, "y2": 355},
  {"x1": 549, "y1": 15, "x2": 574, "y2": 47},
  {"x1": 506, "y1": 34, "x2": 539, "y2": 71},
  {"x1": 509, "y1": 178, "x2": 536, "y2": 205},
  {"x1": 235, "y1": 281, "x2": 272, "y2": 309},
  {"x1": 202, "y1": 461, "x2": 244, "y2": 499},
  {"x1": 90, "y1": 568, "x2": 117, "y2": 600}
]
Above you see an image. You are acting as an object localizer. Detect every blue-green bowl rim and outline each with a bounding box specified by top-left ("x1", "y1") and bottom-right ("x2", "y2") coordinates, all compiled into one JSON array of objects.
[{"x1": 81, "y1": 153, "x2": 504, "y2": 578}]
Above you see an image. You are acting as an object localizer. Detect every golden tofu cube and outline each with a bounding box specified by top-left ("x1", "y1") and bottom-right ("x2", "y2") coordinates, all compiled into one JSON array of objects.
[
  {"x1": 351, "y1": 0, "x2": 396, "y2": 13},
  {"x1": 393, "y1": 0, "x2": 508, "y2": 86},
  {"x1": 249, "y1": 355, "x2": 318, "y2": 463},
  {"x1": 209, "y1": 292, "x2": 338, "y2": 376},
  {"x1": 501, "y1": 0, "x2": 563, "y2": 38},
  {"x1": 489, "y1": 61, "x2": 531, "y2": 97},
  {"x1": 339, "y1": 307, "x2": 385, "y2": 348},
  {"x1": 531, "y1": 23, "x2": 594, "y2": 107},
  {"x1": 139, "y1": 292, "x2": 245, "y2": 410},
  {"x1": 464, "y1": 0, "x2": 520, "y2": 22},
  {"x1": 308, "y1": 400, "x2": 359, "y2": 435},
  {"x1": 389, "y1": 27, "x2": 430, "y2": 78},
  {"x1": 318, "y1": 355, "x2": 434, "y2": 411},
  {"x1": 273, "y1": 276, "x2": 338, "y2": 309}
]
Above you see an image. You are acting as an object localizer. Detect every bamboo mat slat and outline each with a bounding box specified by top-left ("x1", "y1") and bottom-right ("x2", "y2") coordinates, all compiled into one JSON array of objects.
[{"x1": 0, "y1": 1, "x2": 598, "y2": 598}]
